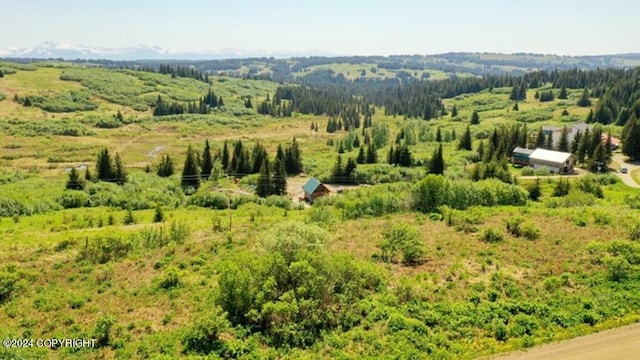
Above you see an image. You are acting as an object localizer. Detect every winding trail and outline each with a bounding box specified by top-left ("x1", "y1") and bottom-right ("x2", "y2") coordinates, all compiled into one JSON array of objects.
[{"x1": 489, "y1": 322, "x2": 640, "y2": 360}]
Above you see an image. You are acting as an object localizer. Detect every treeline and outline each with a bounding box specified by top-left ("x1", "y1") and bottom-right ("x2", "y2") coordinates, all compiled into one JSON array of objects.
[
  {"x1": 255, "y1": 92, "x2": 293, "y2": 117},
  {"x1": 158, "y1": 64, "x2": 209, "y2": 83},
  {"x1": 274, "y1": 85, "x2": 373, "y2": 118},
  {"x1": 152, "y1": 89, "x2": 223, "y2": 116}
]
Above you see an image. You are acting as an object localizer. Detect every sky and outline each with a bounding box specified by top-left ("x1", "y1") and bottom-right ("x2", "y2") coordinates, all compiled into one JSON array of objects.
[{"x1": 1, "y1": 0, "x2": 639, "y2": 56}]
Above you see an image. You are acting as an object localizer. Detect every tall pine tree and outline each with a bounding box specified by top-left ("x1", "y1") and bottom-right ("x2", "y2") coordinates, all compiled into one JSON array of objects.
[
  {"x1": 181, "y1": 144, "x2": 201, "y2": 191},
  {"x1": 256, "y1": 158, "x2": 272, "y2": 197},
  {"x1": 201, "y1": 139, "x2": 213, "y2": 180},
  {"x1": 428, "y1": 144, "x2": 445, "y2": 175}
]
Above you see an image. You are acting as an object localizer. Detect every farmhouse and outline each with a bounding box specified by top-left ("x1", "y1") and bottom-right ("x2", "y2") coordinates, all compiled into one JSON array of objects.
[
  {"x1": 302, "y1": 177, "x2": 331, "y2": 203},
  {"x1": 528, "y1": 148, "x2": 576, "y2": 174},
  {"x1": 511, "y1": 147, "x2": 534, "y2": 166},
  {"x1": 542, "y1": 122, "x2": 590, "y2": 147}
]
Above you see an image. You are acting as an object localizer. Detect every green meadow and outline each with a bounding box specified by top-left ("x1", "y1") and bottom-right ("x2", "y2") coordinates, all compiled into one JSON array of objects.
[{"x1": 1, "y1": 61, "x2": 640, "y2": 359}]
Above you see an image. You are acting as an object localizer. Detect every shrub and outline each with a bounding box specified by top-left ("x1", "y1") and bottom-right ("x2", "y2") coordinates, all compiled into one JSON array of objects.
[
  {"x1": 77, "y1": 236, "x2": 133, "y2": 264},
  {"x1": 0, "y1": 268, "x2": 20, "y2": 304},
  {"x1": 505, "y1": 216, "x2": 524, "y2": 237},
  {"x1": 182, "y1": 307, "x2": 230, "y2": 355},
  {"x1": 520, "y1": 222, "x2": 541, "y2": 240},
  {"x1": 93, "y1": 314, "x2": 117, "y2": 348},
  {"x1": 553, "y1": 178, "x2": 571, "y2": 197},
  {"x1": 158, "y1": 266, "x2": 181, "y2": 290},
  {"x1": 480, "y1": 227, "x2": 504, "y2": 243},
  {"x1": 379, "y1": 223, "x2": 425, "y2": 265},
  {"x1": 629, "y1": 222, "x2": 640, "y2": 241},
  {"x1": 264, "y1": 195, "x2": 291, "y2": 210},
  {"x1": 57, "y1": 191, "x2": 88, "y2": 209},
  {"x1": 604, "y1": 256, "x2": 631, "y2": 282}
]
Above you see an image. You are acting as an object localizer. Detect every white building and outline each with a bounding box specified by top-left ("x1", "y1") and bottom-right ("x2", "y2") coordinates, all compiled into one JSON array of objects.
[{"x1": 528, "y1": 149, "x2": 576, "y2": 174}]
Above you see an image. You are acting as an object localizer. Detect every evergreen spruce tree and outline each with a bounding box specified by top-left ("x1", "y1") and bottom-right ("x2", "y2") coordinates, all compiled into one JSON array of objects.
[
  {"x1": 157, "y1": 154, "x2": 174, "y2": 177},
  {"x1": 124, "y1": 206, "x2": 136, "y2": 225},
  {"x1": 558, "y1": 85, "x2": 568, "y2": 100},
  {"x1": 458, "y1": 125, "x2": 472, "y2": 151},
  {"x1": 577, "y1": 88, "x2": 591, "y2": 107},
  {"x1": 366, "y1": 143, "x2": 377, "y2": 164},
  {"x1": 66, "y1": 168, "x2": 84, "y2": 190},
  {"x1": 181, "y1": 144, "x2": 201, "y2": 191},
  {"x1": 201, "y1": 139, "x2": 214, "y2": 180},
  {"x1": 272, "y1": 158, "x2": 287, "y2": 196},
  {"x1": 96, "y1": 148, "x2": 114, "y2": 182},
  {"x1": 451, "y1": 104, "x2": 458, "y2": 117},
  {"x1": 387, "y1": 146, "x2": 395, "y2": 165},
  {"x1": 451, "y1": 129, "x2": 457, "y2": 141},
  {"x1": 545, "y1": 131, "x2": 554, "y2": 149},
  {"x1": 221, "y1": 141, "x2": 230, "y2": 173},
  {"x1": 84, "y1": 167, "x2": 93, "y2": 183},
  {"x1": 357, "y1": 146, "x2": 366, "y2": 164},
  {"x1": 577, "y1": 129, "x2": 590, "y2": 164},
  {"x1": 589, "y1": 142, "x2": 608, "y2": 172},
  {"x1": 535, "y1": 127, "x2": 546, "y2": 148},
  {"x1": 344, "y1": 157, "x2": 358, "y2": 184},
  {"x1": 116, "y1": 109, "x2": 124, "y2": 122},
  {"x1": 436, "y1": 127, "x2": 442, "y2": 142},
  {"x1": 331, "y1": 155, "x2": 344, "y2": 183},
  {"x1": 623, "y1": 118, "x2": 640, "y2": 160},
  {"x1": 428, "y1": 144, "x2": 445, "y2": 175},
  {"x1": 251, "y1": 143, "x2": 268, "y2": 174},
  {"x1": 113, "y1": 153, "x2": 127, "y2": 185},
  {"x1": 153, "y1": 204, "x2": 164, "y2": 223},
  {"x1": 276, "y1": 144, "x2": 286, "y2": 165},
  {"x1": 557, "y1": 126, "x2": 570, "y2": 152},
  {"x1": 471, "y1": 110, "x2": 480, "y2": 125},
  {"x1": 256, "y1": 158, "x2": 272, "y2": 197},
  {"x1": 513, "y1": 102, "x2": 519, "y2": 111}
]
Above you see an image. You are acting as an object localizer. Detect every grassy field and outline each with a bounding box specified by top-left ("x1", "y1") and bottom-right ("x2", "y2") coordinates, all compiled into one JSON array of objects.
[{"x1": 1, "y1": 62, "x2": 639, "y2": 359}]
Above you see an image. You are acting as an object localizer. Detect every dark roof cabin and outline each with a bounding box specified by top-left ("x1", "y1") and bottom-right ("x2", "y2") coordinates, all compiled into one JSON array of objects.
[
  {"x1": 511, "y1": 147, "x2": 534, "y2": 166},
  {"x1": 302, "y1": 177, "x2": 331, "y2": 203}
]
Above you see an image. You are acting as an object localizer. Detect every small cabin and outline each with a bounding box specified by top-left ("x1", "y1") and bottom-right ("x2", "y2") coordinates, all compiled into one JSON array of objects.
[
  {"x1": 511, "y1": 147, "x2": 534, "y2": 166},
  {"x1": 302, "y1": 177, "x2": 331, "y2": 203}
]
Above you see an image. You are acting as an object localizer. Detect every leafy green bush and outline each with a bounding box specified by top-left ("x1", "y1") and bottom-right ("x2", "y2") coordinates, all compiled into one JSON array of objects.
[
  {"x1": 77, "y1": 236, "x2": 133, "y2": 264},
  {"x1": 413, "y1": 175, "x2": 528, "y2": 213},
  {"x1": 505, "y1": 216, "x2": 524, "y2": 237},
  {"x1": 93, "y1": 314, "x2": 117, "y2": 348},
  {"x1": 57, "y1": 190, "x2": 88, "y2": 209},
  {"x1": 0, "y1": 267, "x2": 20, "y2": 304},
  {"x1": 157, "y1": 266, "x2": 181, "y2": 290},
  {"x1": 624, "y1": 194, "x2": 640, "y2": 209},
  {"x1": 520, "y1": 222, "x2": 541, "y2": 240},
  {"x1": 604, "y1": 256, "x2": 631, "y2": 281},
  {"x1": 480, "y1": 227, "x2": 504, "y2": 243},
  {"x1": 264, "y1": 195, "x2": 292, "y2": 210},
  {"x1": 182, "y1": 307, "x2": 231, "y2": 355},
  {"x1": 216, "y1": 221, "x2": 383, "y2": 347},
  {"x1": 379, "y1": 223, "x2": 425, "y2": 265},
  {"x1": 553, "y1": 178, "x2": 571, "y2": 197}
]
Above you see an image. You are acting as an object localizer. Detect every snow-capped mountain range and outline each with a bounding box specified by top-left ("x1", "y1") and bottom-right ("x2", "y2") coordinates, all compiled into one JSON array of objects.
[{"x1": 0, "y1": 41, "x2": 327, "y2": 60}]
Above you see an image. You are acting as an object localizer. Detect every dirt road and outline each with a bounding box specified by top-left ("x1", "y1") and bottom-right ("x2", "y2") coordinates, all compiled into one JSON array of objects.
[
  {"x1": 612, "y1": 154, "x2": 640, "y2": 189},
  {"x1": 489, "y1": 322, "x2": 640, "y2": 360}
]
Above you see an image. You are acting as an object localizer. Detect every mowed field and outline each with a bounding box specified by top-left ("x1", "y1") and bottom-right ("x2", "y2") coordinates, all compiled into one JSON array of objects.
[{"x1": 1, "y1": 62, "x2": 640, "y2": 359}]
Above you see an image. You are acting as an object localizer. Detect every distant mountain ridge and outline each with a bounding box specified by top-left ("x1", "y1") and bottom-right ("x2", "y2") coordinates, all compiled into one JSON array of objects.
[
  {"x1": 2, "y1": 42, "x2": 640, "y2": 63},
  {"x1": 0, "y1": 41, "x2": 328, "y2": 60}
]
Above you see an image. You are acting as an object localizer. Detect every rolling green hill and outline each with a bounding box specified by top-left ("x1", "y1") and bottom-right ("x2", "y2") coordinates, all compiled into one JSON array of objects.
[{"x1": 1, "y1": 60, "x2": 640, "y2": 359}]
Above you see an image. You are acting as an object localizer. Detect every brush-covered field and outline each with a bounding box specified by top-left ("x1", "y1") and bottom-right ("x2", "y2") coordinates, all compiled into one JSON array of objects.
[{"x1": 1, "y1": 61, "x2": 639, "y2": 359}]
